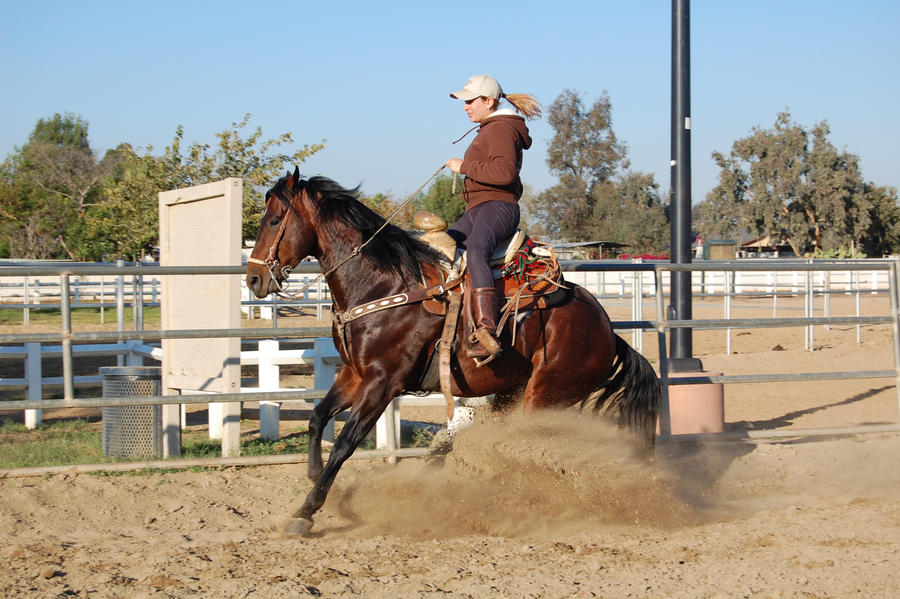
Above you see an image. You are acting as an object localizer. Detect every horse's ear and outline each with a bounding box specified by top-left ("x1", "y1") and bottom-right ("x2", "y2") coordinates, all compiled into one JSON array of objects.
[{"x1": 292, "y1": 166, "x2": 301, "y2": 190}]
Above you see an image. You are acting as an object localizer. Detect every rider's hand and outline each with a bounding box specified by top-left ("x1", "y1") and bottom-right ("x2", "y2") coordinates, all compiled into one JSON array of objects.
[{"x1": 445, "y1": 158, "x2": 463, "y2": 173}]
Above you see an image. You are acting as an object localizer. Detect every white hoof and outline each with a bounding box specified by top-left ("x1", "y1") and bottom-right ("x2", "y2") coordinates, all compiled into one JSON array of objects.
[{"x1": 447, "y1": 404, "x2": 475, "y2": 437}]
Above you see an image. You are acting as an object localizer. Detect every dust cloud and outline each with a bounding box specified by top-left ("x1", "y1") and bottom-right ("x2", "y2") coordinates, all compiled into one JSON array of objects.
[{"x1": 325, "y1": 411, "x2": 705, "y2": 539}]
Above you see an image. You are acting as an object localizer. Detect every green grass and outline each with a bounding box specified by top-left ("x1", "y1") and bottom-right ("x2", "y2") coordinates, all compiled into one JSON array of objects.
[
  {"x1": 179, "y1": 427, "x2": 312, "y2": 458},
  {"x1": 0, "y1": 419, "x2": 103, "y2": 468},
  {"x1": 0, "y1": 417, "x2": 434, "y2": 471},
  {"x1": 0, "y1": 306, "x2": 161, "y2": 327},
  {"x1": 0, "y1": 418, "x2": 314, "y2": 470}
]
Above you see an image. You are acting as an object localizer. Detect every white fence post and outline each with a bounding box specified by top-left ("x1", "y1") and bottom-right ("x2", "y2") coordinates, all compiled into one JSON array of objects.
[
  {"x1": 855, "y1": 270, "x2": 862, "y2": 344},
  {"x1": 769, "y1": 271, "x2": 778, "y2": 317},
  {"x1": 258, "y1": 339, "x2": 281, "y2": 441},
  {"x1": 805, "y1": 262, "x2": 815, "y2": 351},
  {"x1": 313, "y1": 338, "x2": 337, "y2": 442},
  {"x1": 376, "y1": 399, "x2": 401, "y2": 459},
  {"x1": 116, "y1": 260, "x2": 125, "y2": 367},
  {"x1": 208, "y1": 399, "x2": 224, "y2": 440},
  {"x1": 23, "y1": 277, "x2": 30, "y2": 326},
  {"x1": 725, "y1": 271, "x2": 733, "y2": 355},
  {"x1": 125, "y1": 341, "x2": 144, "y2": 367},
  {"x1": 24, "y1": 342, "x2": 41, "y2": 429},
  {"x1": 631, "y1": 261, "x2": 643, "y2": 353}
]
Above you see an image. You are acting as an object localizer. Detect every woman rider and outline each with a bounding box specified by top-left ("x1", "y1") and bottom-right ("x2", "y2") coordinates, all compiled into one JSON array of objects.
[{"x1": 445, "y1": 74, "x2": 542, "y2": 365}]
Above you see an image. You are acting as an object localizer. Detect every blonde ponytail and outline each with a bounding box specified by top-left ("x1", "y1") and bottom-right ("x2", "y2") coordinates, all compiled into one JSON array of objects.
[{"x1": 503, "y1": 93, "x2": 542, "y2": 120}]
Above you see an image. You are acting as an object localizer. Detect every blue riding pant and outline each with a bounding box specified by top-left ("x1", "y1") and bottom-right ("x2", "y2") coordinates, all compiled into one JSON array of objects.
[{"x1": 447, "y1": 201, "x2": 520, "y2": 289}]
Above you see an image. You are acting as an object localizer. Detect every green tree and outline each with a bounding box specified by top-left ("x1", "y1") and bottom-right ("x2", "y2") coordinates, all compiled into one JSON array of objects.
[
  {"x1": 417, "y1": 173, "x2": 465, "y2": 225},
  {"x1": 96, "y1": 115, "x2": 325, "y2": 259},
  {"x1": 517, "y1": 184, "x2": 546, "y2": 236},
  {"x1": 156, "y1": 114, "x2": 325, "y2": 241},
  {"x1": 0, "y1": 154, "x2": 48, "y2": 258},
  {"x1": 22, "y1": 113, "x2": 112, "y2": 216},
  {"x1": 359, "y1": 192, "x2": 395, "y2": 219},
  {"x1": 1, "y1": 113, "x2": 326, "y2": 261},
  {"x1": 858, "y1": 183, "x2": 900, "y2": 257},
  {"x1": 697, "y1": 112, "x2": 892, "y2": 257},
  {"x1": 29, "y1": 112, "x2": 90, "y2": 147},
  {"x1": 530, "y1": 89, "x2": 667, "y2": 253},
  {"x1": 0, "y1": 113, "x2": 115, "y2": 259},
  {"x1": 533, "y1": 89, "x2": 630, "y2": 240},
  {"x1": 89, "y1": 144, "x2": 168, "y2": 260},
  {"x1": 591, "y1": 172, "x2": 669, "y2": 253},
  {"x1": 696, "y1": 149, "x2": 747, "y2": 240}
]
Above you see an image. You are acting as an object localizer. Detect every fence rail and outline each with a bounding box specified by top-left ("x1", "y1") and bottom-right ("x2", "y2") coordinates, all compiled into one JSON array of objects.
[
  {"x1": 2, "y1": 258, "x2": 899, "y2": 461},
  {"x1": 0, "y1": 260, "x2": 334, "y2": 323}
]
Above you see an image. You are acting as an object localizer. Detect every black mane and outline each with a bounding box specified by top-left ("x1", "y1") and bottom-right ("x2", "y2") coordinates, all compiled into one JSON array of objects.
[{"x1": 271, "y1": 173, "x2": 441, "y2": 280}]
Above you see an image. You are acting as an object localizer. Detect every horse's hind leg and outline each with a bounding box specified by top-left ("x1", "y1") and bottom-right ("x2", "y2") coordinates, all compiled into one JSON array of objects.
[{"x1": 521, "y1": 340, "x2": 612, "y2": 412}]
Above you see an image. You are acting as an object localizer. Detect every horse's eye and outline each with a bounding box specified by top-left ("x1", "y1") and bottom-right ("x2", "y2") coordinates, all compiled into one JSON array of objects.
[{"x1": 270, "y1": 215, "x2": 281, "y2": 227}]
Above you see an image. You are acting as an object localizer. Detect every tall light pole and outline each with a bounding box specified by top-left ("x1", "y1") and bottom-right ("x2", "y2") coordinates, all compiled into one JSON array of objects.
[{"x1": 670, "y1": 0, "x2": 702, "y2": 372}]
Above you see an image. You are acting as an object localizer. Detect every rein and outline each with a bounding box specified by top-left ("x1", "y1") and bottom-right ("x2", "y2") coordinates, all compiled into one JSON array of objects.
[{"x1": 248, "y1": 164, "x2": 447, "y2": 299}]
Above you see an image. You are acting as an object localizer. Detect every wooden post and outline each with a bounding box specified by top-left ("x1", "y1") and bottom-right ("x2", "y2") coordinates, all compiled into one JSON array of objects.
[{"x1": 159, "y1": 178, "x2": 243, "y2": 458}]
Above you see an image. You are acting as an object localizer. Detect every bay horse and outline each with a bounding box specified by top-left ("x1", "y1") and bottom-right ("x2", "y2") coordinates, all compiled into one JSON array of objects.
[{"x1": 245, "y1": 167, "x2": 659, "y2": 536}]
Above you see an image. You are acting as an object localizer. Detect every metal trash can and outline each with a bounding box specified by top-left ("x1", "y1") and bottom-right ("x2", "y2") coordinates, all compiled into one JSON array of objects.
[{"x1": 100, "y1": 366, "x2": 163, "y2": 458}]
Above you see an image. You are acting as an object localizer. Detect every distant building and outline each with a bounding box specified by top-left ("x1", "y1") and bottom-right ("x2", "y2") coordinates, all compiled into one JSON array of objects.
[
  {"x1": 699, "y1": 239, "x2": 738, "y2": 260},
  {"x1": 738, "y1": 235, "x2": 795, "y2": 258},
  {"x1": 550, "y1": 241, "x2": 628, "y2": 260}
]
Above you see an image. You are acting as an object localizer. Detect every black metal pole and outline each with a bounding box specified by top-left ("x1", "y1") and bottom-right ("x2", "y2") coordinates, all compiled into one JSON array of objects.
[{"x1": 670, "y1": 0, "x2": 702, "y2": 372}]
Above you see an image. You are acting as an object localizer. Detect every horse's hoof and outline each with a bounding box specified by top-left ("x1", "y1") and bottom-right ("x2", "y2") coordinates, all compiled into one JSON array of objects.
[{"x1": 282, "y1": 517, "x2": 314, "y2": 538}]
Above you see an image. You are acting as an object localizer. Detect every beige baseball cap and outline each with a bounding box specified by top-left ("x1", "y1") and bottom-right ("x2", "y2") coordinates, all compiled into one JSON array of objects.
[{"x1": 450, "y1": 74, "x2": 503, "y2": 100}]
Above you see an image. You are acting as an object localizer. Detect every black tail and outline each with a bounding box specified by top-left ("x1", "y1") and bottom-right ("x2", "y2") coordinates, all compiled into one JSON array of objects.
[{"x1": 587, "y1": 334, "x2": 660, "y2": 448}]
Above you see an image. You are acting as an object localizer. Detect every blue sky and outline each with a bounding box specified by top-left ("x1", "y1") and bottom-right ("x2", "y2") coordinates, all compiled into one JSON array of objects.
[{"x1": 1, "y1": 1, "x2": 897, "y2": 204}]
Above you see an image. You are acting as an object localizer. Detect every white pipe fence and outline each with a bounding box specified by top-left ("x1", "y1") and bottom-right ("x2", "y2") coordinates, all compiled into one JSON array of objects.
[
  {"x1": 1, "y1": 260, "x2": 888, "y2": 325},
  {"x1": 0, "y1": 335, "x2": 465, "y2": 450},
  {"x1": 1, "y1": 259, "x2": 898, "y2": 463}
]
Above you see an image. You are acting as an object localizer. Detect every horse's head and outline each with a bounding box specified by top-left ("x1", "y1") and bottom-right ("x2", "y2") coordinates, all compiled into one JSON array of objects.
[{"x1": 246, "y1": 166, "x2": 319, "y2": 298}]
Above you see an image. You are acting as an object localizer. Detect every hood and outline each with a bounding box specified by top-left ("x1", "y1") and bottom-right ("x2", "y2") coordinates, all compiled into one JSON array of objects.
[{"x1": 481, "y1": 113, "x2": 532, "y2": 150}]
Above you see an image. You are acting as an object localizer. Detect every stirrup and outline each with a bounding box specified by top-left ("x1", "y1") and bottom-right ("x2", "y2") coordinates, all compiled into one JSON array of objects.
[{"x1": 467, "y1": 328, "x2": 501, "y2": 367}]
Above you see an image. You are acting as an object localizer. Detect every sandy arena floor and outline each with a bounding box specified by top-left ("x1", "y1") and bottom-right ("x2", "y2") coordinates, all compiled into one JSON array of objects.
[{"x1": 1, "y1": 294, "x2": 898, "y2": 598}]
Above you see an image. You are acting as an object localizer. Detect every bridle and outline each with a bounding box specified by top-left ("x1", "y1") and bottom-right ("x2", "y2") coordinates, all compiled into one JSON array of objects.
[
  {"x1": 246, "y1": 192, "x2": 298, "y2": 293},
  {"x1": 246, "y1": 188, "x2": 366, "y2": 297}
]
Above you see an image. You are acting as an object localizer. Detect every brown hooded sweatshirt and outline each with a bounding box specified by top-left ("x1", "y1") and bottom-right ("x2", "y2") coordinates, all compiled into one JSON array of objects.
[{"x1": 458, "y1": 113, "x2": 532, "y2": 209}]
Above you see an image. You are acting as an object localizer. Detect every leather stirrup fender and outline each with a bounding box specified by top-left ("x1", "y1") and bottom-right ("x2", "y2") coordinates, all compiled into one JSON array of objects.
[{"x1": 439, "y1": 291, "x2": 463, "y2": 419}]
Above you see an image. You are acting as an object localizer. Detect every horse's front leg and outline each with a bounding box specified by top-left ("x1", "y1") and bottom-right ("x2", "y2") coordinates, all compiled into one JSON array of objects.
[
  {"x1": 284, "y1": 378, "x2": 397, "y2": 537},
  {"x1": 307, "y1": 382, "x2": 354, "y2": 482}
]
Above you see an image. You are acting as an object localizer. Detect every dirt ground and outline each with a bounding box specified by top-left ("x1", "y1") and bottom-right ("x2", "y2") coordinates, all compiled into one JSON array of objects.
[{"x1": 1, "y1": 294, "x2": 899, "y2": 598}]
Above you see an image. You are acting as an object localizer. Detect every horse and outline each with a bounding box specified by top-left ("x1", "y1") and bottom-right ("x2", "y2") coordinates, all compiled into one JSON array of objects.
[{"x1": 245, "y1": 167, "x2": 660, "y2": 536}]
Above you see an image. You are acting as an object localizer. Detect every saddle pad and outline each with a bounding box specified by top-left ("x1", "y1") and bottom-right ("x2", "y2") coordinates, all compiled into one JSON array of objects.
[
  {"x1": 459, "y1": 230, "x2": 527, "y2": 274},
  {"x1": 494, "y1": 240, "x2": 567, "y2": 309}
]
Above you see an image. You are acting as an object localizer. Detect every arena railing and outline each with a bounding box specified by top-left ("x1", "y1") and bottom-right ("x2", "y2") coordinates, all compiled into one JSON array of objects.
[{"x1": 1, "y1": 259, "x2": 898, "y2": 454}]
